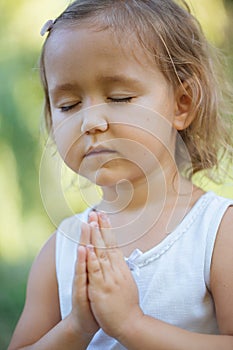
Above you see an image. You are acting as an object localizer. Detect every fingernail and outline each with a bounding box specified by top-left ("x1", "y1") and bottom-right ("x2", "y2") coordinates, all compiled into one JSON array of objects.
[
  {"x1": 90, "y1": 221, "x2": 99, "y2": 229},
  {"x1": 88, "y1": 211, "x2": 95, "y2": 219},
  {"x1": 87, "y1": 244, "x2": 95, "y2": 256},
  {"x1": 99, "y1": 212, "x2": 109, "y2": 222}
]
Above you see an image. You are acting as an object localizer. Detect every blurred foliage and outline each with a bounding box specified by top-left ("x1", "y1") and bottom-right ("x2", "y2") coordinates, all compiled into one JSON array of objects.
[
  {"x1": 0, "y1": 0, "x2": 233, "y2": 349},
  {"x1": 0, "y1": 0, "x2": 69, "y2": 263},
  {"x1": 0, "y1": 261, "x2": 29, "y2": 349}
]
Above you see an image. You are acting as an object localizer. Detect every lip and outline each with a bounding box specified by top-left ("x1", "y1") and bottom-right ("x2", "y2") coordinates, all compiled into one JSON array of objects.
[{"x1": 85, "y1": 145, "x2": 117, "y2": 157}]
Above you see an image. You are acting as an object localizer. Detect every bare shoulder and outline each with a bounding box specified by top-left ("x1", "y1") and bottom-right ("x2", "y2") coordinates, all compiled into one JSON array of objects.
[
  {"x1": 211, "y1": 205, "x2": 233, "y2": 335},
  {"x1": 27, "y1": 232, "x2": 58, "y2": 299},
  {"x1": 31, "y1": 231, "x2": 57, "y2": 274},
  {"x1": 8, "y1": 232, "x2": 61, "y2": 349}
]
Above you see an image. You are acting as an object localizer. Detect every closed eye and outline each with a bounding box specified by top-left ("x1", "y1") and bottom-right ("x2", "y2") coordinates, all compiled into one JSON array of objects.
[
  {"x1": 59, "y1": 97, "x2": 133, "y2": 112},
  {"x1": 60, "y1": 102, "x2": 80, "y2": 112},
  {"x1": 108, "y1": 97, "x2": 133, "y2": 103}
]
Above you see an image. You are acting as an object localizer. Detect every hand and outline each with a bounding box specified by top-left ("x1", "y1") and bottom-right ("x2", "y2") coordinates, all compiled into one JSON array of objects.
[
  {"x1": 69, "y1": 220, "x2": 99, "y2": 339},
  {"x1": 86, "y1": 212, "x2": 144, "y2": 340}
]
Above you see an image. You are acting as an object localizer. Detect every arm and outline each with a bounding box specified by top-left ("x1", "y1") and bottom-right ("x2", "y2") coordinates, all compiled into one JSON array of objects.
[
  {"x1": 8, "y1": 230, "x2": 98, "y2": 350},
  {"x1": 210, "y1": 206, "x2": 233, "y2": 335},
  {"x1": 87, "y1": 211, "x2": 233, "y2": 350}
]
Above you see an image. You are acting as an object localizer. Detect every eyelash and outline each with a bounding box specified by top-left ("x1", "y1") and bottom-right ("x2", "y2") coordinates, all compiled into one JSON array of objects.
[
  {"x1": 60, "y1": 103, "x2": 79, "y2": 112},
  {"x1": 60, "y1": 97, "x2": 133, "y2": 112},
  {"x1": 108, "y1": 97, "x2": 133, "y2": 103}
]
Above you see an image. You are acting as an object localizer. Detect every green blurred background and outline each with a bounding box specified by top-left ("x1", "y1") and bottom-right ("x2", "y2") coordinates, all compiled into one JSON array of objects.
[{"x1": 0, "y1": 0, "x2": 233, "y2": 348}]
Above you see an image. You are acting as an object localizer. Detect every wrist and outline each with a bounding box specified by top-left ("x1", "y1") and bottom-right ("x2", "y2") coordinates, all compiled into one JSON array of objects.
[
  {"x1": 65, "y1": 314, "x2": 95, "y2": 345},
  {"x1": 116, "y1": 308, "x2": 145, "y2": 346}
]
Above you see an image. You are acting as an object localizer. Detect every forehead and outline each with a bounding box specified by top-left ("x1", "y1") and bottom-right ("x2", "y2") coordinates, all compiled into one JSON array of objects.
[{"x1": 44, "y1": 25, "x2": 157, "y2": 83}]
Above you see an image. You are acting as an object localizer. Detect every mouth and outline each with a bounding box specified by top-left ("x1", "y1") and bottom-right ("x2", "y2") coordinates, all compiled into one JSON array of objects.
[{"x1": 85, "y1": 145, "x2": 117, "y2": 158}]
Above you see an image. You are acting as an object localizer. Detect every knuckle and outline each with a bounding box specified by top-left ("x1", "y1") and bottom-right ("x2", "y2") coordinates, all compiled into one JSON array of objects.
[
  {"x1": 91, "y1": 265, "x2": 102, "y2": 274},
  {"x1": 99, "y1": 250, "x2": 108, "y2": 260}
]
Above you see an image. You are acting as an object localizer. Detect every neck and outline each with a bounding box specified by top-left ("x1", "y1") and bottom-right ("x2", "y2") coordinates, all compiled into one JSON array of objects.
[
  {"x1": 98, "y1": 165, "x2": 191, "y2": 212},
  {"x1": 93, "y1": 164, "x2": 202, "y2": 252}
]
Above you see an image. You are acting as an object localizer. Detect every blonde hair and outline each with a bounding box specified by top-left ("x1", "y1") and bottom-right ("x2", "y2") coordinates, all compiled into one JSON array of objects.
[{"x1": 39, "y1": 0, "x2": 233, "y2": 178}]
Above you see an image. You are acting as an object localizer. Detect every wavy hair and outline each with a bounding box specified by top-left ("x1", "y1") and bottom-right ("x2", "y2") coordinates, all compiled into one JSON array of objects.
[{"x1": 39, "y1": 0, "x2": 233, "y2": 178}]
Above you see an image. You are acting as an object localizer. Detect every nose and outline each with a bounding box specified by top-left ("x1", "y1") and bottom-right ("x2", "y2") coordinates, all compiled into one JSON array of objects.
[{"x1": 80, "y1": 105, "x2": 108, "y2": 135}]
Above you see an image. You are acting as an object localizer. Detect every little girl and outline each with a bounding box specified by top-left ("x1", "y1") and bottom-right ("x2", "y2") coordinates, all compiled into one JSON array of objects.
[{"x1": 9, "y1": 1, "x2": 233, "y2": 349}]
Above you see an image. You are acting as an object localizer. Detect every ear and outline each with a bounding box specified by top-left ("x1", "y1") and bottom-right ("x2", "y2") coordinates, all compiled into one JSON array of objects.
[{"x1": 173, "y1": 81, "x2": 194, "y2": 131}]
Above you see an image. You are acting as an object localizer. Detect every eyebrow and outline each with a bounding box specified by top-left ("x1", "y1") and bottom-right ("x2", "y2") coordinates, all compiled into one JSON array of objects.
[
  {"x1": 49, "y1": 83, "x2": 78, "y2": 95},
  {"x1": 95, "y1": 74, "x2": 143, "y2": 87},
  {"x1": 49, "y1": 75, "x2": 143, "y2": 95}
]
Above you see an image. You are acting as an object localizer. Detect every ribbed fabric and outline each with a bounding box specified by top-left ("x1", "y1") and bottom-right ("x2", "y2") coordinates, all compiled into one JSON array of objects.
[{"x1": 56, "y1": 192, "x2": 233, "y2": 349}]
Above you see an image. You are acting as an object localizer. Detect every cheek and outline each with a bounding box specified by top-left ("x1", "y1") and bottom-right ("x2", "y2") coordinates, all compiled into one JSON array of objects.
[
  {"x1": 110, "y1": 125, "x2": 153, "y2": 167},
  {"x1": 52, "y1": 115, "x2": 83, "y2": 169},
  {"x1": 111, "y1": 104, "x2": 174, "y2": 140},
  {"x1": 111, "y1": 122, "x2": 175, "y2": 171}
]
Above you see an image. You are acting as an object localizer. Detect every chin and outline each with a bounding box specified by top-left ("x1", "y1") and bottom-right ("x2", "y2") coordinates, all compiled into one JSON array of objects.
[
  {"x1": 95, "y1": 174, "x2": 120, "y2": 187},
  {"x1": 85, "y1": 168, "x2": 123, "y2": 187}
]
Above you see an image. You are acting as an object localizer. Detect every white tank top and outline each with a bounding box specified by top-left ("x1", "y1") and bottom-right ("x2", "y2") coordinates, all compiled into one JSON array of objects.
[{"x1": 56, "y1": 192, "x2": 233, "y2": 349}]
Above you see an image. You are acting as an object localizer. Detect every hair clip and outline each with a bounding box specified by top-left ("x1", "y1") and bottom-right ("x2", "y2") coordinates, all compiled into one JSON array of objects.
[{"x1": 40, "y1": 19, "x2": 55, "y2": 36}]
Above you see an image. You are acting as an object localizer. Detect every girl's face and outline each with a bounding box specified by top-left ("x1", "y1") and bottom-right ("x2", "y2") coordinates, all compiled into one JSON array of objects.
[{"x1": 44, "y1": 25, "x2": 181, "y2": 187}]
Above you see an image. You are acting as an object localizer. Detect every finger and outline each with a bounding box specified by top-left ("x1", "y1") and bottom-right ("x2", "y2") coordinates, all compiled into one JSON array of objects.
[
  {"x1": 98, "y1": 212, "x2": 117, "y2": 249},
  {"x1": 77, "y1": 245, "x2": 87, "y2": 265},
  {"x1": 98, "y1": 212, "x2": 111, "y2": 229},
  {"x1": 88, "y1": 210, "x2": 98, "y2": 224},
  {"x1": 90, "y1": 221, "x2": 106, "y2": 250},
  {"x1": 89, "y1": 222, "x2": 113, "y2": 281},
  {"x1": 96, "y1": 213, "x2": 125, "y2": 270},
  {"x1": 73, "y1": 246, "x2": 88, "y2": 302},
  {"x1": 79, "y1": 222, "x2": 91, "y2": 247},
  {"x1": 98, "y1": 212, "x2": 122, "y2": 257},
  {"x1": 87, "y1": 245, "x2": 103, "y2": 281}
]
